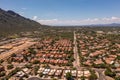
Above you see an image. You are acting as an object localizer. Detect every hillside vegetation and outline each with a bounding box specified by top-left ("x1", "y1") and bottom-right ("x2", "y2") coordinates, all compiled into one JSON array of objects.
[{"x1": 0, "y1": 8, "x2": 42, "y2": 37}]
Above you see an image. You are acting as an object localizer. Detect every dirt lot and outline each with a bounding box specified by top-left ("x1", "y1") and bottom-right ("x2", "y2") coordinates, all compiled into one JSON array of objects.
[{"x1": 0, "y1": 38, "x2": 36, "y2": 60}]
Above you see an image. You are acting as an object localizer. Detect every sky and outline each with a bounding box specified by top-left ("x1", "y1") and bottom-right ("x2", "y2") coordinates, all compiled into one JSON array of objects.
[{"x1": 0, "y1": 0, "x2": 120, "y2": 25}]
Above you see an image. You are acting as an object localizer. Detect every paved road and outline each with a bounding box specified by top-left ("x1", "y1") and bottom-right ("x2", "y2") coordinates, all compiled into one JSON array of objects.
[
  {"x1": 95, "y1": 69, "x2": 106, "y2": 80},
  {"x1": 73, "y1": 31, "x2": 80, "y2": 69},
  {"x1": 73, "y1": 31, "x2": 106, "y2": 80}
]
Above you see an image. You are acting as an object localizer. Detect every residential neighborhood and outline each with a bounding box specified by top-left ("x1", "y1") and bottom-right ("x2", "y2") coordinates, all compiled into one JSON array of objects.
[
  {"x1": 0, "y1": 28, "x2": 120, "y2": 80},
  {"x1": 0, "y1": 0, "x2": 120, "y2": 80}
]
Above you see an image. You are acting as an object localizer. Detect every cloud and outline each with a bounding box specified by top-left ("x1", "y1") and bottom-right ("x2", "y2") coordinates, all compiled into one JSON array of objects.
[
  {"x1": 19, "y1": 12, "x2": 25, "y2": 16},
  {"x1": 111, "y1": 16, "x2": 119, "y2": 20},
  {"x1": 33, "y1": 16, "x2": 38, "y2": 20},
  {"x1": 35, "y1": 16, "x2": 120, "y2": 25},
  {"x1": 38, "y1": 19, "x2": 58, "y2": 25},
  {"x1": 21, "y1": 8, "x2": 27, "y2": 10}
]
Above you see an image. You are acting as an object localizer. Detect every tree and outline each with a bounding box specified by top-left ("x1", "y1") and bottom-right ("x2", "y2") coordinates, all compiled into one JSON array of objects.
[
  {"x1": 88, "y1": 74, "x2": 97, "y2": 80},
  {"x1": 105, "y1": 68, "x2": 116, "y2": 78},
  {"x1": 66, "y1": 72, "x2": 73, "y2": 80},
  {"x1": 19, "y1": 78, "x2": 24, "y2": 80},
  {"x1": 0, "y1": 72, "x2": 5, "y2": 77},
  {"x1": 39, "y1": 72, "x2": 43, "y2": 77},
  {"x1": 117, "y1": 56, "x2": 120, "y2": 60},
  {"x1": 7, "y1": 67, "x2": 21, "y2": 79},
  {"x1": 29, "y1": 48, "x2": 36, "y2": 54},
  {"x1": 89, "y1": 69, "x2": 98, "y2": 80},
  {"x1": 7, "y1": 64, "x2": 14, "y2": 70},
  {"x1": 43, "y1": 64, "x2": 50, "y2": 68},
  {"x1": 66, "y1": 62, "x2": 73, "y2": 66},
  {"x1": 25, "y1": 63, "x2": 32, "y2": 69},
  {"x1": 0, "y1": 59, "x2": 4, "y2": 64},
  {"x1": 7, "y1": 58, "x2": 12, "y2": 64},
  {"x1": 23, "y1": 54, "x2": 28, "y2": 61},
  {"x1": 11, "y1": 53, "x2": 16, "y2": 57},
  {"x1": 115, "y1": 76, "x2": 120, "y2": 80},
  {"x1": 32, "y1": 60, "x2": 40, "y2": 64},
  {"x1": 33, "y1": 65, "x2": 39, "y2": 75},
  {"x1": 80, "y1": 76, "x2": 86, "y2": 80},
  {"x1": 92, "y1": 63, "x2": 106, "y2": 68}
]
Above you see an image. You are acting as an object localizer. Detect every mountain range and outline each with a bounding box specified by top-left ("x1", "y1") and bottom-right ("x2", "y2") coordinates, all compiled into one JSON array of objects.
[
  {"x1": 89, "y1": 23, "x2": 120, "y2": 27},
  {"x1": 0, "y1": 8, "x2": 120, "y2": 37},
  {"x1": 0, "y1": 8, "x2": 42, "y2": 36}
]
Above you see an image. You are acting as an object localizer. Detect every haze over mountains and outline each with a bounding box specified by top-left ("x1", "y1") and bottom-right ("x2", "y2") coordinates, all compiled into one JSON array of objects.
[
  {"x1": 0, "y1": 8, "x2": 120, "y2": 34},
  {"x1": 88, "y1": 23, "x2": 120, "y2": 27}
]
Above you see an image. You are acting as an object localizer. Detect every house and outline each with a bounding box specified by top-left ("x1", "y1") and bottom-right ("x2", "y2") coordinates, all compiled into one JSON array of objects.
[
  {"x1": 64, "y1": 60, "x2": 68, "y2": 64},
  {"x1": 94, "y1": 59, "x2": 103, "y2": 64},
  {"x1": 43, "y1": 68, "x2": 50, "y2": 75},
  {"x1": 114, "y1": 62, "x2": 120, "y2": 68},
  {"x1": 84, "y1": 70, "x2": 90, "y2": 78},
  {"x1": 105, "y1": 58, "x2": 115, "y2": 64},
  {"x1": 71, "y1": 70, "x2": 77, "y2": 77},
  {"x1": 55, "y1": 69, "x2": 63, "y2": 77},
  {"x1": 64, "y1": 70, "x2": 71, "y2": 76},
  {"x1": 38, "y1": 68, "x2": 45, "y2": 73},
  {"x1": 115, "y1": 67, "x2": 120, "y2": 75},
  {"x1": 0, "y1": 66, "x2": 4, "y2": 71},
  {"x1": 22, "y1": 68, "x2": 30, "y2": 74},
  {"x1": 78, "y1": 70, "x2": 83, "y2": 78},
  {"x1": 48, "y1": 69, "x2": 56, "y2": 76},
  {"x1": 16, "y1": 71, "x2": 25, "y2": 77},
  {"x1": 39, "y1": 58, "x2": 45, "y2": 63}
]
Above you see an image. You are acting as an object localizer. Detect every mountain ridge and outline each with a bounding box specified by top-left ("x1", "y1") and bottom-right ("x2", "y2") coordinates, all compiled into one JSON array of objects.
[{"x1": 0, "y1": 8, "x2": 42, "y2": 36}]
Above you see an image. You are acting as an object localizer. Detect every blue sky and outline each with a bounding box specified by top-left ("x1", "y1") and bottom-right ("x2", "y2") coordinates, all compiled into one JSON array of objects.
[{"x1": 0, "y1": 0, "x2": 120, "y2": 25}]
